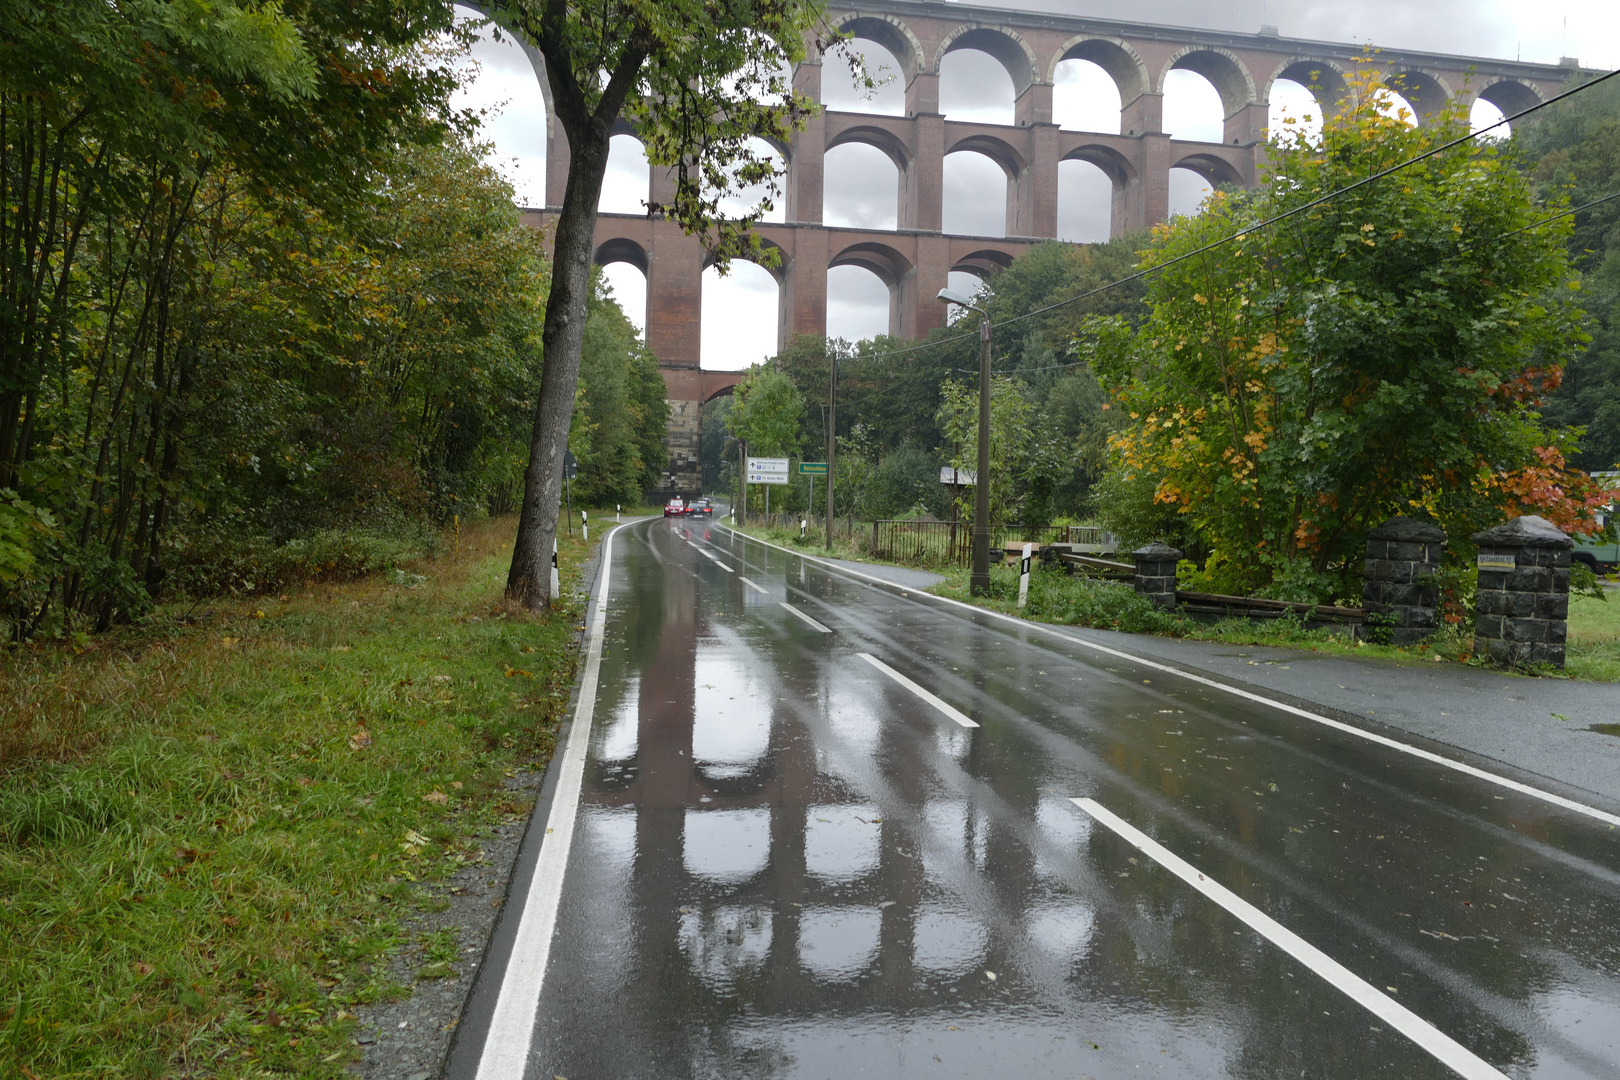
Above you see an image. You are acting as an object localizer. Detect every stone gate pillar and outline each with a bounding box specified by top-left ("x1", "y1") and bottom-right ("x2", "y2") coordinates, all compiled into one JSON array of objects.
[
  {"x1": 1132, "y1": 543, "x2": 1182, "y2": 611},
  {"x1": 1359, "y1": 516, "x2": 1445, "y2": 644},
  {"x1": 1472, "y1": 515, "x2": 1574, "y2": 669}
]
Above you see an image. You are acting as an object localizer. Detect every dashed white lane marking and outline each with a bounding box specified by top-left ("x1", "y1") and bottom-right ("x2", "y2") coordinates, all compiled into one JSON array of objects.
[
  {"x1": 1072, "y1": 798, "x2": 1510, "y2": 1080},
  {"x1": 781, "y1": 602, "x2": 832, "y2": 633},
  {"x1": 738, "y1": 577, "x2": 767, "y2": 594},
  {"x1": 858, "y1": 652, "x2": 979, "y2": 729},
  {"x1": 721, "y1": 526, "x2": 1620, "y2": 832},
  {"x1": 474, "y1": 525, "x2": 623, "y2": 1080}
]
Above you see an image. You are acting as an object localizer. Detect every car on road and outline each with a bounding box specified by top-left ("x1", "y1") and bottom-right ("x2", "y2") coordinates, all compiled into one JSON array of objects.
[
  {"x1": 688, "y1": 498, "x2": 713, "y2": 518},
  {"x1": 663, "y1": 498, "x2": 686, "y2": 517},
  {"x1": 1574, "y1": 471, "x2": 1618, "y2": 573}
]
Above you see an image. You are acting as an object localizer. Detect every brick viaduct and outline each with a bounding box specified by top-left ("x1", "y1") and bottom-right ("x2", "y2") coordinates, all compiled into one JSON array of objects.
[{"x1": 511, "y1": 1, "x2": 1581, "y2": 498}]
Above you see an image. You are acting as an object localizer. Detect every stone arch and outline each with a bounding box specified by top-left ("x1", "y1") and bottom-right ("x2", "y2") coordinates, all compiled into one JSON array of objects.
[
  {"x1": 826, "y1": 124, "x2": 912, "y2": 171},
  {"x1": 934, "y1": 25, "x2": 1040, "y2": 97},
  {"x1": 952, "y1": 249, "x2": 1015, "y2": 278},
  {"x1": 1476, "y1": 77, "x2": 1545, "y2": 119},
  {"x1": 943, "y1": 132, "x2": 1026, "y2": 180},
  {"x1": 595, "y1": 236, "x2": 649, "y2": 276},
  {"x1": 701, "y1": 241, "x2": 789, "y2": 284},
  {"x1": 454, "y1": 2, "x2": 555, "y2": 117},
  {"x1": 1264, "y1": 57, "x2": 1350, "y2": 113},
  {"x1": 1049, "y1": 36, "x2": 1148, "y2": 104},
  {"x1": 1161, "y1": 45, "x2": 1257, "y2": 119},
  {"x1": 829, "y1": 240, "x2": 914, "y2": 287},
  {"x1": 1172, "y1": 152, "x2": 1244, "y2": 188},
  {"x1": 1383, "y1": 67, "x2": 1455, "y2": 124},
  {"x1": 609, "y1": 116, "x2": 643, "y2": 141},
  {"x1": 1061, "y1": 143, "x2": 1136, "y2": 187},
  {"x1": 701, "y1": 377, "x2": 742, "y2": 406},
  {"x1": 829, "y1": 13, "x2": 924, "y2": 78}
]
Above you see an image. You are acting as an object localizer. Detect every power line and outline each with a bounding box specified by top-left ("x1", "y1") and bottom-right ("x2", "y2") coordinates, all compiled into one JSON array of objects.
[{"x1": 846, "y1": 65, "x2": 1619, "y2": 364}]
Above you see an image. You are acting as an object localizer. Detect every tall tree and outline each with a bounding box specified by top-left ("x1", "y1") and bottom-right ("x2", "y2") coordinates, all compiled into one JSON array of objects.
[{"x1": 487, "y1": 0, "x2": 844, "y2": 607}]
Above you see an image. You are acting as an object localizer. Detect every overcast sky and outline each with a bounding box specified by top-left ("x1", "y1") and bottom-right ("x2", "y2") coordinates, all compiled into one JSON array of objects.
[{"x1": 448, "y1": 2, "x2": 1616, "y2": 370}]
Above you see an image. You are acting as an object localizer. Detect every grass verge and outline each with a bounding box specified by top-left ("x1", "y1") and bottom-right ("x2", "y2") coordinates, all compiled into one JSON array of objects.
[
  {"x1": 0, "y1": 516, "x2": 600, "y2": 1079},
  {"x1": 928, "y1": 563, "x2": 1618, "y2": 682}
]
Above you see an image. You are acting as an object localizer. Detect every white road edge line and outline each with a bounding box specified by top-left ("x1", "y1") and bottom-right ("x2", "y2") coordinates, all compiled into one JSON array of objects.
[
  {"x1": 1072, "y1": 798, "x2": 1509, "y2": 1080},
  {"x1": 720, "y1": 525, "x2": 1620, "y2": 831},
  {"x1": 781, "y1": 602, "x2": 833, "y2": 633},
  {"x1": 858, "y1": 652, "x2": 979, "y2": 728},
  {"x1": 738, "y1": 576, "x2": 767, "y2": 594},
  {"x1": 474, "y1": 524, "x2": 622, "y2": 1080}
]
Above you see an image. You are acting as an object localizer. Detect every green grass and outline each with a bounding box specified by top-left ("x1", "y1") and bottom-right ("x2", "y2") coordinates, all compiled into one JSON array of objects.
[
  {"x1": 732, "y1": 521, "x2": 873, "y2": 563},
  {"x1": 1567, "y1": 593, "x2": 1620, "y2": 681},
  {"x1": 928, "y1": 564, "x2": 1616, "y2": 681},
  {"x1": 0, "y1": 517, "x2": 596, "y2": 1078}
]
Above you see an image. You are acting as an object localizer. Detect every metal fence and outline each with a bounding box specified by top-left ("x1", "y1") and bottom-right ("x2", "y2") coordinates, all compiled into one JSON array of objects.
[{"x1": 870, "y1": 520, "x2": 1069, "y2": 566}]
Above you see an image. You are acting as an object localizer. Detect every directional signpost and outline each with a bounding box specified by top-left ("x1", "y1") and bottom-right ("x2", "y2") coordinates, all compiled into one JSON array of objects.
[
  {"x1": 747, "y1": 457, "x2": 790, "y2": 484},
  {"x1": 747, "y1": 457, "x2": 789, "y2": 518}
]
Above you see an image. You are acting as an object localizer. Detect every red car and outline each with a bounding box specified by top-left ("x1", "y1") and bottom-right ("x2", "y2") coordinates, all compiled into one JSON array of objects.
[{"x1": 663, "y1": 498, "x2": 687, "y2": 517}]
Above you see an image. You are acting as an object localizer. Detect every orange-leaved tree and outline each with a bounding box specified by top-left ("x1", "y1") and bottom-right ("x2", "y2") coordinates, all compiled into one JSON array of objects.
[{"x1": 1085, "y1": 62, "x2": 1612, "y2": 601}]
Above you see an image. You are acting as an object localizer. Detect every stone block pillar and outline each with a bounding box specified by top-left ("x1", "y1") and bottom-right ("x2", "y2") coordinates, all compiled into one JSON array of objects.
[
  {"x1": 1132, "y1": 543, "x2": 1182, "y2": 611},
  {"x1": 1472, "y1": 515, "x2": 1574, "y2": 669},
  {"x1": 1359, "y1": 516, "x2": 1445, "y2": 645}
]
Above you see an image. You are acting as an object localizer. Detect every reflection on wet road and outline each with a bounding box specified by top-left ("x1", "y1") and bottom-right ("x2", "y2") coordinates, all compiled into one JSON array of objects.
[{"x1": 527, "y1": 518, "x2": 1620, "y2": 1079}]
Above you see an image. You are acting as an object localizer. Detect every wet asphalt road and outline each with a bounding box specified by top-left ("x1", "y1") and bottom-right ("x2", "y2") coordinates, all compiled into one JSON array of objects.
[{"x1": 515, "y1": 518, "x2": 1620, "y2": 1079}]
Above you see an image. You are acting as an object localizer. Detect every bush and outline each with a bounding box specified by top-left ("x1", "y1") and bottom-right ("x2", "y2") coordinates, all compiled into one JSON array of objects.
[
  {"x1": 982, "y1": 564, "x2": 1189, "y2": 635},
  {"x1": 167, "y1": 524, "x2": 443, "y2": 598}
]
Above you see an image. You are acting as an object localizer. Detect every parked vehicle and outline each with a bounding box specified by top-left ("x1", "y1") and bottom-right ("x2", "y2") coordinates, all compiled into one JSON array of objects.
[
  {"x1": 1574, "y1": 471, "x2": 1618, "y2": 572},
  {"x1": 664, "y1": 498, "x2": 687, "y2": 517},
  {"x1": 689, "y1": 498, "x2": 713, "y2": 518}
]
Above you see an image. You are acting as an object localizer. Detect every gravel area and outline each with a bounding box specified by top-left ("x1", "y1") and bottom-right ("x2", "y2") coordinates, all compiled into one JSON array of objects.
[{"x1": 348, "y1": 769, "x2": 540, "y2": 1080}]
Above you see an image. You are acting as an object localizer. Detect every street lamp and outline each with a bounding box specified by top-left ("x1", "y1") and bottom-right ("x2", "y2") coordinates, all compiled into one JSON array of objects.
[{"x1": 937, "y1": 287, "x2": 993, "y2": 597}]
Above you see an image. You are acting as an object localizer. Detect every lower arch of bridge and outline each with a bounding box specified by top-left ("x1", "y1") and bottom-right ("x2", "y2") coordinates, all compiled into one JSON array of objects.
[
  {"x1": 943, "y1": 150, "x2": 1010, "y2": 238},
  {"x1": 1385, "y1": 67, "x2": 1453, "y2": 124},
  {"x1": 1266, "y1": 58, "x2": 1350, "y2": 114}
]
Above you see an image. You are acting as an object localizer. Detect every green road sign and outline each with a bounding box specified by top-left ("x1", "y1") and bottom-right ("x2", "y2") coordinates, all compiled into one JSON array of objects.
[{"x1": 799, "y1": 462, "x2": 829, "y2": 474}]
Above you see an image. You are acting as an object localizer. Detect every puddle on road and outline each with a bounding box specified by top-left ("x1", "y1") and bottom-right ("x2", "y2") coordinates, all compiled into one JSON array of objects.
[{"x1": 1588, "y1": 723, "x2": 1620, "y2": 738}]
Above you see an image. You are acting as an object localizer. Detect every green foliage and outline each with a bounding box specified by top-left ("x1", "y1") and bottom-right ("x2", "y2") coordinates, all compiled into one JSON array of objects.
[
  {"x1": 1093, "y1": 65, "x2": 1601, "y2": 601},
  {"x1": 0, "y1": 0, "x2": 548, "y2": 639},
  {"x1": 1521, "y1": 75, "x2": 1620, "y2": 472},
  {"x1": 726, "y1": 365, "x2": 805, "y2": 457},
  {"x1": 569, "y1": 272, "x2": 669, "y2": 506},
  {"x1": 937, "y1": 375, "x2": 1033, "y2": 523}
]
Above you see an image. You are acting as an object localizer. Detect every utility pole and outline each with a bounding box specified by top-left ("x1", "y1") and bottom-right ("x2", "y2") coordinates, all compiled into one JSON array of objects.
[
  {"x1": 825, "y1": 348, "x2": 836, "y2": 550},
  {"x1": 938, "y1": 288, "x2": 993, "y2": 597}
]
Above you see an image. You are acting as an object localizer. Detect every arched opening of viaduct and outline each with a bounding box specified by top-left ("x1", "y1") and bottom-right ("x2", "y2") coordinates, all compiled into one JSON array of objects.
[{"x1": 497, "y1": 1, "x2": 1574, "y2": 499}]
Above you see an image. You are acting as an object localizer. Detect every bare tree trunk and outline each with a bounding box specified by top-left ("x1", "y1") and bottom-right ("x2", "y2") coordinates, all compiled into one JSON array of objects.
[{"x1": 505, "y1": 125, "x2": 612, "y2": 609}]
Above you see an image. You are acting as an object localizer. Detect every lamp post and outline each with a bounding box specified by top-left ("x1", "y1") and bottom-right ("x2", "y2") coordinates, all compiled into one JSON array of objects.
[{"x1": 938, "y1": 288, "x2": 992, "y2": 597}]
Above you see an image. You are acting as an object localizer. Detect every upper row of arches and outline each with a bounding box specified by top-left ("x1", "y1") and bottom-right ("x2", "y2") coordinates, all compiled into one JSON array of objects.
[{"x1": 821, "y1": 13, "x2": 1547, "y2": 131}]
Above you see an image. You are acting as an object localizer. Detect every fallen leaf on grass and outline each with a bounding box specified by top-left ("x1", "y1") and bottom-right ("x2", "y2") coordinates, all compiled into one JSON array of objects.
[
  {"x1": 221, "y1": 916, "x2": 241, "y2": 928},
  {"x1": 219, "y1": 637, "x2": 239, "y2": 648},
  {"x1": 133, "y1": 962, "x2": 156, "y2": 977},
  {"x1": 432, "y1": 674, "x2": 452, "y2": 683},
  {"x1": 348, "y1": 729, "x2": 373, "y2": 750},
  {"x1": 505, "y1": 667, "x2": 533, "y2": 679},
  {"x1": 422, "y1": 791, "x2": 449, "y2": 805},
  {"x1": 402, "y1": 829, "x2": 430, "y2": 848}
]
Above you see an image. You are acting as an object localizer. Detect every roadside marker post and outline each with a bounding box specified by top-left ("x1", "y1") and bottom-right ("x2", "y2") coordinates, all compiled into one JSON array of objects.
[
  {"x1": 1018, "y1": 543, "x2": 1033, "y2": 609},
  {"x1": 549, "y1": 539, "x2": 559, "y2": 600},
  {"x1": 582, "y1": 511, "x2": 588, "y2": 542},
  {"x1": 801, "y1": 519, "x2": 807, "y2": 539}
]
